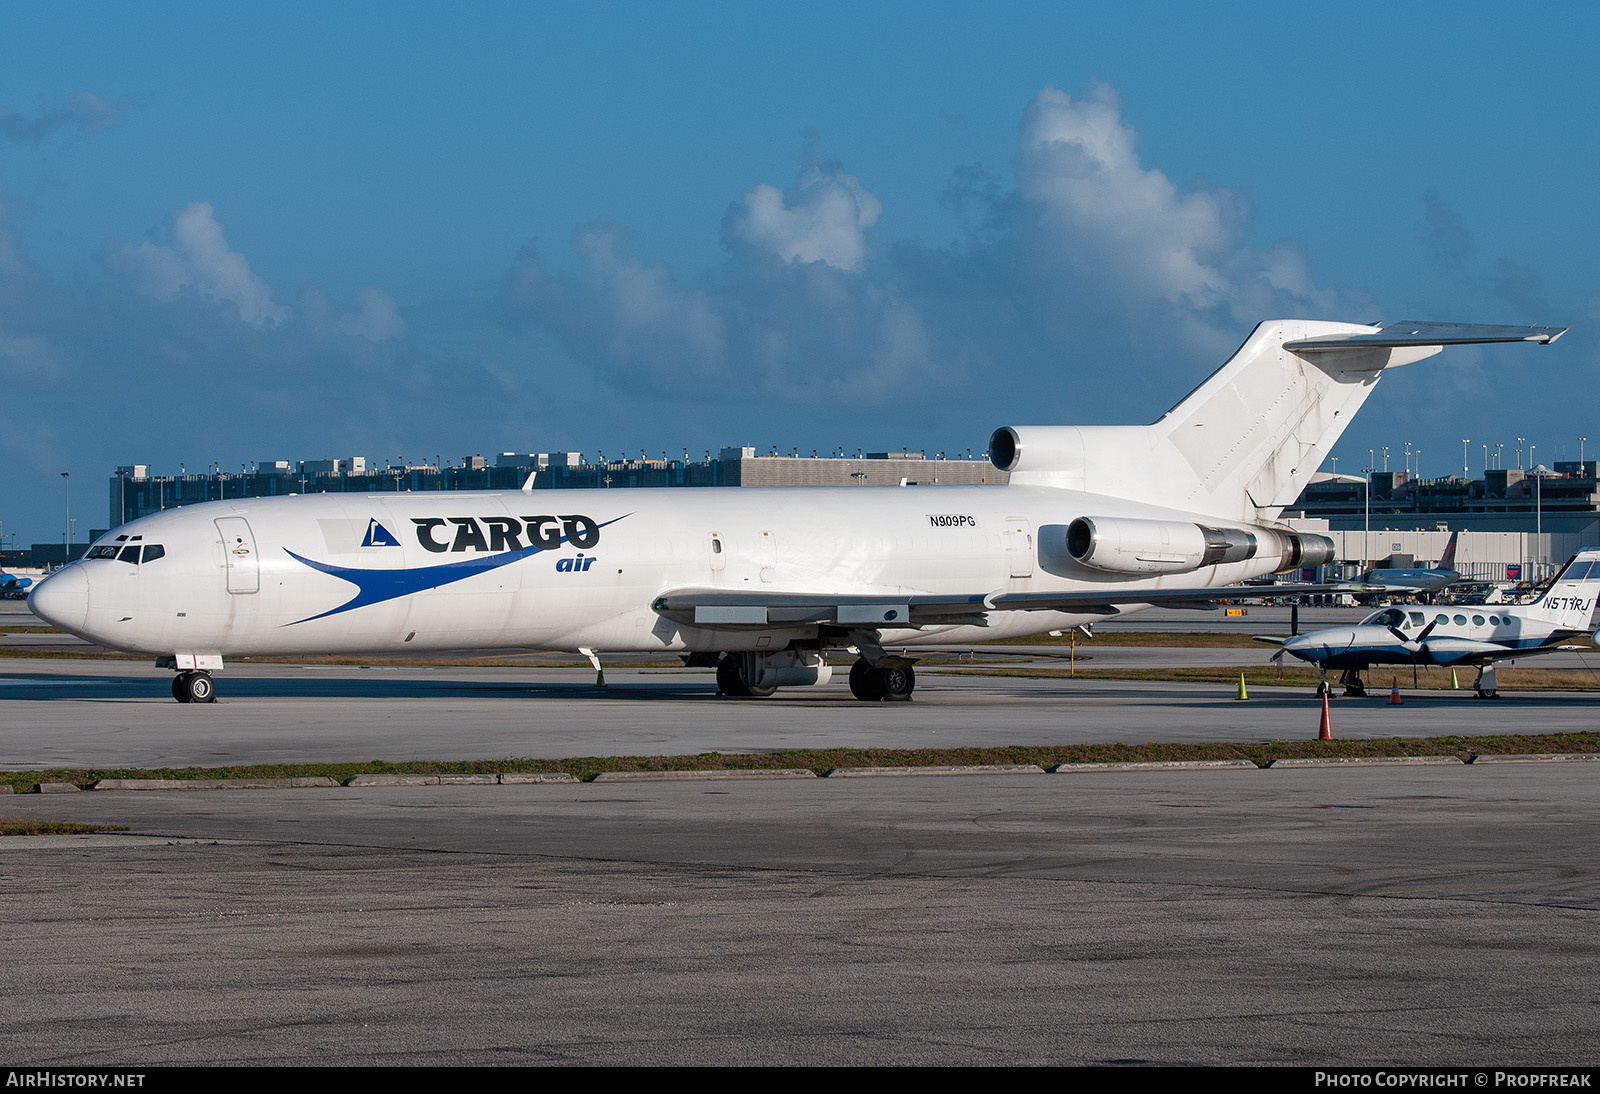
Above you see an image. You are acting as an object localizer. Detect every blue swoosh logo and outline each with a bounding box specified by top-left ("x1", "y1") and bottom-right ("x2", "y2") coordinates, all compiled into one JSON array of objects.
[{"x1": 284, "y1": 514, "x2": 629, "y2": 624}]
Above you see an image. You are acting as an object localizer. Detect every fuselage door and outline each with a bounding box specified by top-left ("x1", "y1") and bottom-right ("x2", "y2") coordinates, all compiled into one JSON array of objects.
[
  {"x1": 215, "y1": 516, "x2": 260, "y2": 594},
  {"x1": 1004, "y1": 518, "x2": 1035, "y2": 579}
]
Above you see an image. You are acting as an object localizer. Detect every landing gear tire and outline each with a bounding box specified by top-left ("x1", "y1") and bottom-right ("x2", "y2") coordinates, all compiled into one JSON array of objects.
[
  {"x1": 1475, "y1": 688, "x2": 1499, "y2": 700},
  {"x1": 875, "y1": 663, "x2": 914, "y2": 702},
  {"x1": 848, "y1": 658, "x2": 915, "y2": 702},
  {"x1": 849, "y1": 658, "x2": 882, "y2": 701},
  {"x1": 716, "y1": 655, "x2": 774, "y2": 698},
  {"x1": 173, "y1": 671, "x2": 215, "y2": 704}
]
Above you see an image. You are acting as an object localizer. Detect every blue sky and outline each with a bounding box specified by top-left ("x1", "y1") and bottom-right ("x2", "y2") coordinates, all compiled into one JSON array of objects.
[{"x1": 2, "y1": 2, "x2": 1596, "y2": 543}]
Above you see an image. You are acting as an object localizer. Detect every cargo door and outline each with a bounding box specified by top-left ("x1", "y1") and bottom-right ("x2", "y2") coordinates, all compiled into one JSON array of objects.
[
  {"x1": 215, "y1": 516, "x2": 259, "y2": 594},
  {"x1": 1004, "y1": 518, "x2": 1034, "y2": 578}
]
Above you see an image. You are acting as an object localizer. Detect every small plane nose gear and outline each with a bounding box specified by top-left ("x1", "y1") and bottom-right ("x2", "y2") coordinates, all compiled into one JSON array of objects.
[
  {"x1": 172, "y1": 671, "x2": 215, "y2": 704},
  {"x1": 1340, "y1": 669, "x2": 1367, "y2": 697}
]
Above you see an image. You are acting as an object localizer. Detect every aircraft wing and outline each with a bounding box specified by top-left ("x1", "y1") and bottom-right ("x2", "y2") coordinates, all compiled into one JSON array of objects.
[
  {"x1": 1422, "y1": 639, "x2": 1591, "y2": 666},
  {"x1": 652, "y1": 582, "x2": 1354, "y2": 630}
]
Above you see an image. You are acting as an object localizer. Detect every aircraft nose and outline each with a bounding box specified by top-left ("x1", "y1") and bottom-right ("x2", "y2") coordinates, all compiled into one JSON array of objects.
[{"x1": 28, "y1": 565, "x2": 89, "y2": 633}]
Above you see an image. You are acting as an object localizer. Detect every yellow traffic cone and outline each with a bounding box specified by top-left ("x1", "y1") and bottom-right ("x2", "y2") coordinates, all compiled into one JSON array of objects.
[{"x1": 1236, "y1": 673, "x2": 1249, "y2": 701}]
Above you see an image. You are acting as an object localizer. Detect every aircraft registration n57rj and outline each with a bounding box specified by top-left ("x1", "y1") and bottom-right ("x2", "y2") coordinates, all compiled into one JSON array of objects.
[{"x1": 29, "y1": 319, "x2": 1564, "y2": 703}]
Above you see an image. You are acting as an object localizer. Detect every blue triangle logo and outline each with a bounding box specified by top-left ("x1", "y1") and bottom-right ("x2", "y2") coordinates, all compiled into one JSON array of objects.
[{"x1": 361, "y1": 519, "x2": 400, "y2": 547}]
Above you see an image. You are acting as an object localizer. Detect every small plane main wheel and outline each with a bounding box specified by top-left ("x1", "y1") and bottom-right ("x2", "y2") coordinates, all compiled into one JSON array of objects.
[
  {"x1": 874, "y1": 663, "x2": 915, "y2": 702},
  {"x1": 172, "y1": 674, "x2": 192, "y2": 703},
  {"x1": 1476, "y1": 688, "x2": 1498, "y2": 700},
  {"x1": 848, "y1": 658, "x2": 882, "y2": 701}
]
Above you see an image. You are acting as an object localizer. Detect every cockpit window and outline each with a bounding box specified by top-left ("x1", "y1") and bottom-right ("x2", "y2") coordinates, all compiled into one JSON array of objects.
[
  {"x1": 1408, "y1": 612, "x2": 1425, "y2": 626},
  {"x1": 1365, "y1": 608, "x2": 1407, "y2": 628},
  {"x1": 86, "y1": 542, "x2": 164, "y2": 563}
]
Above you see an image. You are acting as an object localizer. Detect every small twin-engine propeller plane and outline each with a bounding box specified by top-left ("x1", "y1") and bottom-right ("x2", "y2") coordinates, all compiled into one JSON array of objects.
[
  {"x1": 30, "y1": 319, "x2": 1564, "y2": 703},
  {"x1": 1262, "y1": 546, "x2": 1600, "y2": 699}
]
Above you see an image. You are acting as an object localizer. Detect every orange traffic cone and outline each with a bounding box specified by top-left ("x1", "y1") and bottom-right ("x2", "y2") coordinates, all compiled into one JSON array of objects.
[
  {"x1": 1318, "y1": 691, "x2": 1333, "y2": 740},
  {"x1": 1388, "y1": 676, "x2": 1403, "y2": 705}
]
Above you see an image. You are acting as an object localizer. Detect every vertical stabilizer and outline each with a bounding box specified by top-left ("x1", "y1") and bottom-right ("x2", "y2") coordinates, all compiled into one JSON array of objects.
[
  {"x1": 1438, "y1": 531, "x2": 1460, "y2": 571},
  {"x1": 1526, "y1": 550, "x2": 1600, "y2": 633},
  {"x1": 995, "y1": 319, "x2": 1563, "y2": 522}
]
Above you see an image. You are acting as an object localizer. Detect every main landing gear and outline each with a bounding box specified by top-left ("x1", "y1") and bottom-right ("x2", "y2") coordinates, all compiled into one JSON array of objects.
[
  {"x1": 717, "y1": 654, "x2": 776, "y2": 698},
  {"x1": 848, "y1": 657, "x2": 915, "y2": 702},
  {"x1": 171, "y1": 670, "x2": 215, "y2": 704},
  {"x1": 1339, "y1": 669, "x2": 1367, "y2": 698},
  {"x1": 712, "y1": 650, "x2": 916, "y2": 701},
  {"x1": 1472, "y1": 664, "x2": 1500, "y2": 700}
]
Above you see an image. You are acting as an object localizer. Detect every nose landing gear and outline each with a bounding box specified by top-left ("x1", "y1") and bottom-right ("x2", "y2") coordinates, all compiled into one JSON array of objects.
[{"x1": 172, "y1": 671, "x2": 215, "y2": 703}]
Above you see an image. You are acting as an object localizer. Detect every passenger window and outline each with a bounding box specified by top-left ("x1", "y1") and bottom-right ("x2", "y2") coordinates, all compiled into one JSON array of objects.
[
  {"x1": 1435, "y1": 614, "x2": 1448, "y2": 625},
  {"x1": 1408, "y1": 612, "x2": 1425, "y2": 626},
  {"x1": 1472, "y1": 615, "x2": 1485, "y2": 626},
  {"x1": 1453, "y1": 614, "x2": 1467, "y2": 626},
  {"x1": 142, "y1": 544, "x2": 165, "y2": 563}
]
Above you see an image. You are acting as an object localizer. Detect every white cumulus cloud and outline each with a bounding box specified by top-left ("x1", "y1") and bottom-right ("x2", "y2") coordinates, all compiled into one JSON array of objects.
[
  {"x1": 107, "y1": 202, "x2": 289, "y2": 327},
  {"x1": 727, "y1": 162, "x2": 883, "y2": 272},
  {"x1": 336, "y1": 286, "x2": 406, "y2": 341}
]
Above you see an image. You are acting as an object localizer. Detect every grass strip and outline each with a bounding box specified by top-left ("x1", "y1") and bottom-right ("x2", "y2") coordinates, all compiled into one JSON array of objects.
[
  {"x1": 6, "y1": 731, "x2": 1600, "y2": 792},
  {"x1": 0, "y1": 817, "x2": 131, "y2": 836},
  {"x1": 937, "y1": 664, "x2": 1600, "y2": 690}
]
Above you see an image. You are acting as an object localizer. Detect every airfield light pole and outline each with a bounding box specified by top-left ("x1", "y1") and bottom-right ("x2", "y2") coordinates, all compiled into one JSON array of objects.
[
  {"x1": 1495, "y1": 444, "x2": 1503, "y2": 470},
  {"x1": 1483, "y1": 444, "x2": 1488, "y2": 476},
  {"x1": 59, "y1": 471, "x2": 69, "y2": 564},
  {"x1": 1516, "y1": 437, "x2": 1525, "y2": 470},
  {"x1": 1364, "y1": 464, "x2": 1372, "y2": 569},
  {"x1": 1382, "y1": 446, "x2": 1389, "y2": 471},
  {"x1": 1582, "y1": 437, "x2": 1588, "y2": 464},
  {"x1": 1462, "y1": 439, "x2": 1470, "y2": 478}
]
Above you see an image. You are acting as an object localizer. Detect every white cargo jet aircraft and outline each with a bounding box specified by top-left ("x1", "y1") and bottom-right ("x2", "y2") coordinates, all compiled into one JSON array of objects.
[{"x1": 29, "y1": 319, "x2": 1564, "y2": 703}]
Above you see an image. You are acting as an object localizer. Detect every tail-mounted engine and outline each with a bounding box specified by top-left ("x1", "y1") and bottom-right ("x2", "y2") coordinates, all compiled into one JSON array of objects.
[{"x1": 1065, "y1": 516, "x2": 1332, "y2": 576}]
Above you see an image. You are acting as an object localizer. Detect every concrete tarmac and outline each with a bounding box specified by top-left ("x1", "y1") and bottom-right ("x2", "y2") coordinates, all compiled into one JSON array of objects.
[
  {"x1": 1, "y1": 656, "x2": 1598, "y2": 770},
  {"x1": 5, "y1": 765, "x2": 1600, "y2": 1065},
  {"x1": 4, "y1": 598, "x2": 1598, "y2": 1066}
]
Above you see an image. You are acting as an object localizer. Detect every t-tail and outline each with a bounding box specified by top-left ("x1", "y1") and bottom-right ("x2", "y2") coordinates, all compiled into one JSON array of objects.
[
  {"x1": 1524, "y1": 549, "x2": 1600, "y2": 634},
  {"x1": 991, "y1": 320, "x2": 1564, "y2": 523}
]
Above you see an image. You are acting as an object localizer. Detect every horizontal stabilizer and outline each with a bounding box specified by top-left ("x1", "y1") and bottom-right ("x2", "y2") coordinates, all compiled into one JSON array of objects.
[{"x1": 1285, "y1": 320, "x2": 1566, "y2": 352}]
